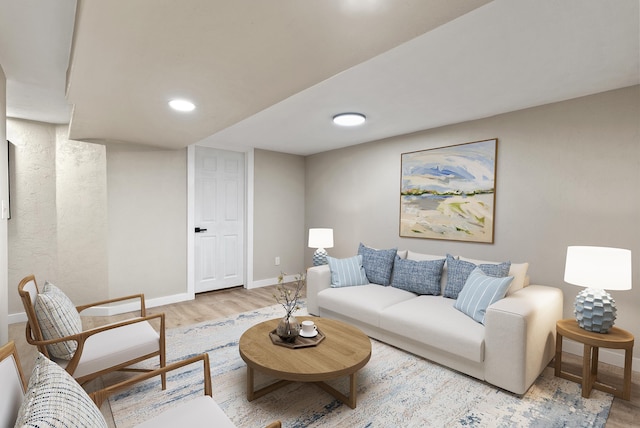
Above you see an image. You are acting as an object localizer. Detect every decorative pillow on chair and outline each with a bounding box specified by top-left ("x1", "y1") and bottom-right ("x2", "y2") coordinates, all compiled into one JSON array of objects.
[
  {"x1": 454, "y1": 268, "x2": 514, "y2": 324},
  {"x1": 34, "y1": 282, "x2": 82, "y2": 360},
  {"x1": 327, "y1": 255, "x2": 369, "y2": 287},
  {"x1": 14, "y1": 353, "x2": 108, "y2": 427},
  {"x1": 444, "y1": 254, "x2": 511, "y2": 299},
  {"x1": 357, "y1": 243, "x2": 397, "y2": 286},
  {"x1": 391, "y1": 256, "x2": 445, "y2": 295}
]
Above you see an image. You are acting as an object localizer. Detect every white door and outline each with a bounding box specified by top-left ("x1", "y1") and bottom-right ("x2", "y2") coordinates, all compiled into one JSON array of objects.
[{"x1": 194, "y1": 147, "x2": 244, "y2": 292}]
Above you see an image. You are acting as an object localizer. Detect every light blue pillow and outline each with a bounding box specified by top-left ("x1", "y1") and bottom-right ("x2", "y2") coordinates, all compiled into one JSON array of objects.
[
  {"x1": 358, "y1": 243, "x2": 397, "y2": 286},
  {"x1": 327, "y1": 255, "x2": 369, "y2": 287},
  {"x1": 444, "y1": 254, "x2": 511, "y2": 299},
  {"x1": 391, "y1": 256, "x2": 445, "y2": 295},
  {"x1": 454, "y1": 267, "x2": 514, "y2": 324}
]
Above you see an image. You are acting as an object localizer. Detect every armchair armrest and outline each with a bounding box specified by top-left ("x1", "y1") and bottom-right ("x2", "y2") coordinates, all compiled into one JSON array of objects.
[
  {"x1": 76, "y1": 293, "x2": 147, "y2": 317},
  {"x1": 90, "y1": 353, "x2": 211, "y2": 408},
  {"x1": 484, "y1": 285, "x2": 563, "y2": 394},
  {"x1": 306, "y1": 265, "x2": 331, "y2": 315}
]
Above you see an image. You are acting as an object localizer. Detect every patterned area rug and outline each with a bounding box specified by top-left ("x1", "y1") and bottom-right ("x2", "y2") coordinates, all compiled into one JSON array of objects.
[{"x1": 108, "y1": 304, "x2": 612, "y2": 427}]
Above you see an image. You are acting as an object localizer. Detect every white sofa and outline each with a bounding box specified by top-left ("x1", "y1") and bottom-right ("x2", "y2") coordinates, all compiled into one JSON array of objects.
[{"x1": 306, "y1": 250, "x2": 563, "y2": 395}]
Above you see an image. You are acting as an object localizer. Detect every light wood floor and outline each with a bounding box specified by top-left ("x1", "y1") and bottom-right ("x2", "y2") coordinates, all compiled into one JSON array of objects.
[{"x1": 9, "y1": 284, "x2": 640, "y2": 427}]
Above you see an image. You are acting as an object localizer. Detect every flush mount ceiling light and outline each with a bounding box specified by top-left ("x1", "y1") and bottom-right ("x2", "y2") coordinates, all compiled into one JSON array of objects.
[
  {"x1": 168, "y1": 99, "x2": 196, "y2": 112},
  {"x1": 332, "y1": 112, "x2": 366, "y2": 126}
]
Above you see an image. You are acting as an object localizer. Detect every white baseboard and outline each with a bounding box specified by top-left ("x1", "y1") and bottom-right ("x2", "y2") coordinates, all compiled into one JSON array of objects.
[
  {"x1": 247, "y1": 274, "x2": 299, "y2": 289},
  {"x1": 8, "y1": 292, "x2": 194, "y2": 324}
]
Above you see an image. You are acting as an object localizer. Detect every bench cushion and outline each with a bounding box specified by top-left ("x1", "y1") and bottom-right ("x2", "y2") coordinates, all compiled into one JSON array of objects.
[
  {"x1": 379, "y1": 295, "x2": 486, "y2": 363},
  {"x1": 318, "y1": 284, "x2": 416, "y2": 327}
]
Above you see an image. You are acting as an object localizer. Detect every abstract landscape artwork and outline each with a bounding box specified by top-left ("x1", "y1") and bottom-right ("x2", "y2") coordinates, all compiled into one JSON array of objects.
[{"x1": 400, "y1": 139, "x2": 497, "y2": 243}]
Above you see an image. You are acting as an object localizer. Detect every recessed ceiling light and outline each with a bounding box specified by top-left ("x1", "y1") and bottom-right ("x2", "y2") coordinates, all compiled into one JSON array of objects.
[
  {"x1": 332, "y1": 112, "x2": 366, "y2": 127},
  {"x1": 169, "y1": 99, "x2": 196, "y2": 112}
]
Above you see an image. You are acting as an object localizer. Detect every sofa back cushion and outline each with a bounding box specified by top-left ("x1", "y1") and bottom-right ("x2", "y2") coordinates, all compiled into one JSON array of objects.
[
  {"x1": 391, "y1": 256, "x2": 445, "y2": 295},
  {"x1": 459, "y1": 256, "x2": 529, "y2": 295},
  {"x1": 444, "y1": 255, "x2": 511, "y2": 299}
]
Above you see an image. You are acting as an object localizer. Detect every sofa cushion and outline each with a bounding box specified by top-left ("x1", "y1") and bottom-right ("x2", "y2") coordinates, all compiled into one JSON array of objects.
[
  {"x1": 34, "y1": 282, "x2": 83, "y2": 360},
  {"x1": 327, "y1": 255, "x2": 369, "y2": 287},
  {"x1": 444, "y1": 254, "x2": 510, "y2": 299},
  {"x1": 358, "y1": 243, "x2": 397, "y2": 286},
  {"x1": 391, "y1": 256, "x2": 445, "y2": 295},
  {"x1": 379, "y1": 295, "x2": 486, "y2": 363},
  {"x1": 460, "y1": 256, "x2": 529, "y2": 295},
  {"x1": 454, "y1": 268, "x2": 514, "y2": 324},
  {"x1": 15, "y1": 353, "x2": 107, "y2": 428},
  {"x1": 318, "y1": 284, "x2": 416, "y2": 327}
]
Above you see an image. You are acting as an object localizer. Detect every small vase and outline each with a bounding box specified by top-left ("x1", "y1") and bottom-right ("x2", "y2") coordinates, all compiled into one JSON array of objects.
[{"x1": 276, "y1": 315, "x2": 300, "y2": 343}]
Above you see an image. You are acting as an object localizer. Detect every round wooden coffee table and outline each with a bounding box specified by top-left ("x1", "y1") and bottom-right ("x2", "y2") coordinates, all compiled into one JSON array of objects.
[{"x1": 239, "y1": 316, "x2": 371, "y2": 408}]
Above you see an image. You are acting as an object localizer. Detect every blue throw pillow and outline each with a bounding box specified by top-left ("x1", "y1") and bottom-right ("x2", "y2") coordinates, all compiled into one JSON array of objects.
[
  {"x1": 327, "y1": 255, "x2": 369, "y2": 287},
  {"x1": 391, "y1": 256, "x2": 445, "y2": 295},
  {"x1": 444, "y1": 254, "x2": 511, "y2": 299},
  {"x1": 358, "y1": 243, "x2": 397, "y2": 286},
  {"x1": 454, "y1": 268, "x2": 514, "y2": 324}
]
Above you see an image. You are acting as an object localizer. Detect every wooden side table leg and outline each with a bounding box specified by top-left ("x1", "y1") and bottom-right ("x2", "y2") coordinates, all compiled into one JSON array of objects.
[
  {"x1": 582, "y1": 344, "x2": 592, "y2": 398},
  {"x1": 555, "y1": 332, "x2": 563, "y2": 377},
  {"x1": 591, "y1": 346, "x2": 599, "y2": 377},
  {"x1": 623, "y1": 347, "x2": 633, "y2": 400}
]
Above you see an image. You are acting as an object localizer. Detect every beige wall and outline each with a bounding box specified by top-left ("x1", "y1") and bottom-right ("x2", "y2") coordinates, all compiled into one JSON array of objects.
[
  {"x1": 253, "y1": 149, "x2": 305, "y2": 280},
  {"x1": 0, "y1": 66, "x2": 7, "y2": 343},
  {"x1": 306, "y1": 85, "x2": 640, "y2": 358},
  {"x1": 106, "y1": 143, "x2": 187, "y2": 299}
]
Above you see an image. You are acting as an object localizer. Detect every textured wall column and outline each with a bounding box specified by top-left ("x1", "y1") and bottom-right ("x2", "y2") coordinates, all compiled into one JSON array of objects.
[{"x1": 55, "y1": 126, "x2": 108, "y2": 303}]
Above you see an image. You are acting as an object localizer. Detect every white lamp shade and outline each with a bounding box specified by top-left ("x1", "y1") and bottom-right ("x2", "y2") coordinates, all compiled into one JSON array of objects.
[
  {"x1": 308, "y1": 228, "x2": 334, "y2": 249},
  {"x1": 564, "y1": 246, "x2": 632, "y2": 291}
]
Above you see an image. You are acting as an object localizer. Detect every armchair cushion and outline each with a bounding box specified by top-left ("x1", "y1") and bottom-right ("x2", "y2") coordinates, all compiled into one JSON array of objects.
[
  {"x1": 15, "y1": 353, "x2": 107, "y2": 428},
  {"x1": 134, "y1": 396, "x2": 235, "y2": 428},
  {"x1": 34, "y1": 282, "x2": 82, "y2": 360}
]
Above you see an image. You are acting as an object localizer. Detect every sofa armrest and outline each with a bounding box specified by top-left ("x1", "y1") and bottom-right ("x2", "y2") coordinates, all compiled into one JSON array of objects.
[
  {"x1": 306, "y1": 265, "x2": 331, "y2": 315},
  {"x1": 484, "y1": 285, "x2": 563, "y2": 394}
]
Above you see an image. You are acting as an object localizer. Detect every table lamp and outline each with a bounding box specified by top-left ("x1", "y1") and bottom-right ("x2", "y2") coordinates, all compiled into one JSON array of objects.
[
  {"x1": 563, "y1": 246, "x2": 632, "y2": 333},
  {"x1": 308, "y1": 228, "x2": 334, "y2": 266}
]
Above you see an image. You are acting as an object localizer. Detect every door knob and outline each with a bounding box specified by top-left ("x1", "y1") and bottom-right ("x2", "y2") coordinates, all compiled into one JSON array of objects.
[{"x1": 195, "y1": 227, "x2": 208, "y2": 233}]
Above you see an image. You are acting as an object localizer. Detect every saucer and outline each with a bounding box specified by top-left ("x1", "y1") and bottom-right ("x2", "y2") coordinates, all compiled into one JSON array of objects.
[{"x1": 299, "y1": 330, "x2": 318, "y2": 338}]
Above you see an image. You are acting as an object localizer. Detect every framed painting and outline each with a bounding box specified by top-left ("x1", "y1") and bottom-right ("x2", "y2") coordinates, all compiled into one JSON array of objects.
[{"x1": 400, "y1": 138, "x2": 497, "y2": 243}]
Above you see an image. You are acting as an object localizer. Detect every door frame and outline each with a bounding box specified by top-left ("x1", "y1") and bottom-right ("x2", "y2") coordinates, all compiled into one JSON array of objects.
[{"x1": 187, "y1": 144, "x2": 254, "y2": 298}]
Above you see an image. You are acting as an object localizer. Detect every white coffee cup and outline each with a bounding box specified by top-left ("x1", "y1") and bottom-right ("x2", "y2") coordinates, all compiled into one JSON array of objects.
[{"x1": 301, "y1": 320, "x2": 317, "y2": 336}]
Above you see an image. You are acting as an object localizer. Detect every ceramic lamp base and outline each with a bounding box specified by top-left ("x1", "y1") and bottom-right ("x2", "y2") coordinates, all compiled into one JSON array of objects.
[
  {"x1": 312, "y1": 248, "x2": 328, "y2": 266},
  {"x1": 574, "y1": 287, "x2": 617, "y2": 333}
]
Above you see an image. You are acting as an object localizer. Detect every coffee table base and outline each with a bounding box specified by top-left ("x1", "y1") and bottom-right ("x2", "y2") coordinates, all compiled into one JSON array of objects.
[{"x1": 246, "y1": 366, "x2": 359, "y2": 409}]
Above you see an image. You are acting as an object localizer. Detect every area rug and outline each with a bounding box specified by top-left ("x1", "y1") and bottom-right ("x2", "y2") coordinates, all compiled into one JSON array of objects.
[{"x1": 108, "y1": 304, "x2": 612, "y2": 427}]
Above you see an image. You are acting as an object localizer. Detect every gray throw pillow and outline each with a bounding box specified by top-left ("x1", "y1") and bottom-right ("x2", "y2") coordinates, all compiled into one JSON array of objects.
[
  {"x1": 358, "y1": 243, "x2": 397, "y2": 286},
  {"x1": 391, "y1": 256, "x2": 445, "y2": 295},
  {"x1": 444, "y1": 254, "x2": 511, "y2": 299}
]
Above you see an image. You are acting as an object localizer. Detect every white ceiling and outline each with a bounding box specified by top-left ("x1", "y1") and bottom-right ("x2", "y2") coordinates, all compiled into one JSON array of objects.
[{"x1": 1, "y1": 0, "x2": 638, "y2": 156}]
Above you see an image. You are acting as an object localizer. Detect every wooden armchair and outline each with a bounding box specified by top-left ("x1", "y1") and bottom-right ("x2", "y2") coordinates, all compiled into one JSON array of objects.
[
  {"x1": 91, "y1": 352, "x2": 282, "y2": 428},
  {"x1": 18, "y1": 274, "x2": 166, "y2": 387},
  {"x1": 1, "y1": 341, "x2": 281, "y2": 428}
]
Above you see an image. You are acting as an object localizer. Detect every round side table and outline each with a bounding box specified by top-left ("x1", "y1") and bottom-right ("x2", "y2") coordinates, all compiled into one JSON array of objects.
[{"x1": 555, "y1": 318, "x2": 634, "y2": 400}]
